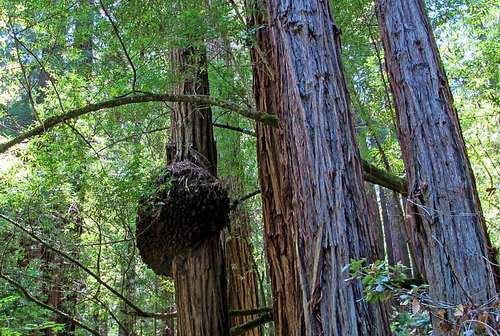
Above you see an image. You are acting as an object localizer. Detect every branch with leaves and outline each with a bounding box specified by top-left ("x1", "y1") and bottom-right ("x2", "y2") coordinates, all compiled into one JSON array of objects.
[
  {"x1": 0, "y1": 93, "x2": 278, "y2": 154},
  {"x1": 0, "y1": 214, "x2": 166, "y2": 319},
  {"x1": 0, "y1": 273, "x2": 100, "y2": 336}
]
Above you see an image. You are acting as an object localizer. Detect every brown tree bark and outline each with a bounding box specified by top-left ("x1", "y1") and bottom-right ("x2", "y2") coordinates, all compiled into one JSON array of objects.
[
  {"x1": 375, "y1": 0, "x2": 498, "y2": 330},
  {"x1": 379, "y1": 188, "x2": 411, "y2": 268},
  {"x1": 222, "y1": 117, "x2": 262, "y2": 336},
  {"x1": 227, "y1": 203, "x2": 262, "y2": 336},
  {"x1": 249, "y1": 1, "x2": 390, "y2": 335},
  {"x1": 169, "y1": 47, "x2": 229, "y2": 336},
  {"x1": 366, "y1": 183, "x2": 385, "y2": 259}
]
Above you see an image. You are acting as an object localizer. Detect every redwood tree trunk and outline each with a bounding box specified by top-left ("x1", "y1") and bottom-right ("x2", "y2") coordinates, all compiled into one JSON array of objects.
[
  {"x1": 249, "y1": 1, "x2": 390, "y2": 334},
  {"x1": 170, "y1": 47, "x2": 229, "y2": 336},
  {"x1": 379, "y1": 188, "x2": 411, "y2": 268},
  {"x1": 223, "y1": 120, "x2": 262, "y2": 336},
  {"x1": 365, "y1": 183, "x2": 385, "y2": 259},
  {"x1": 375, "y1": 0, "x2": 498, "y2": 330},
  {"x1": 227, "y1": 203, "x2": 262, "y2": 336}
]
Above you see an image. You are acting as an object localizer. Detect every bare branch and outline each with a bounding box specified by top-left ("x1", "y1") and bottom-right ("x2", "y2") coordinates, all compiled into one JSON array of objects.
[
  {"x1": 98, "y1": 0, "x2": 138, "y2": 92},
  {"x1": 213, "y1": 122, "x2": 256, "y2": 137},
  {"x1": 230, "y1": 190, "x2": 261, "y2": 210},
  {"x1": 0, "y1": 93, "x2": 278, "y2": 154},
  {"x1": 230, "y1": 312, "x2": 273, "y2": 335}
]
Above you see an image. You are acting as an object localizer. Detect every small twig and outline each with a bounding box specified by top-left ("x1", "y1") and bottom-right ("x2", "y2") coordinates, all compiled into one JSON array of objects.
[
  {"x1": 97, "y1": 126, "x2": 170, "y2": 152},
  {"x1": 465, "y1": 319, "x2": 499, "y2": 335},
  {"x1": 227, "y1": 0, "x2": 247, "y2": 26},
  {"x1": 98, "y1": 0, "x2": 137, "y2": 92},
  {"x1": 230, "y1": 190, "x2": 261, "y2": 210},
  {"x1": 213, "y1": 122, "x2": 256, "y2": 137}
]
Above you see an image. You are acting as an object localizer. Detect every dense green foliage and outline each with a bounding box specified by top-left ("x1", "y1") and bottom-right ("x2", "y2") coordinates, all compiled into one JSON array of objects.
[{"x1": 0, "y1": 0, "x2": 497, "y2": 335}]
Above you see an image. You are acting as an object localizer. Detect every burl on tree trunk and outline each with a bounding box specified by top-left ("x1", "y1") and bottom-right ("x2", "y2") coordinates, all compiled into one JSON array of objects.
[
  {"x1": 136, "y1": 47, "x2": 230, "y2": 336},
  {"x1": 375, "y1": 0, "x2": 498, "y2": 332}
]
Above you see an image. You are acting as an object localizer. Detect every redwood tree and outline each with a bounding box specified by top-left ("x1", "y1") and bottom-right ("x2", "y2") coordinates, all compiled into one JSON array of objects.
[
  {"x1": 169, "y1": 47, "x2": 229, "y2": 336},
  {"x1": 249, "y1": 1, "x2": 390, "y2": 334},
  {"x1": 223, "y1": 122, "x2": 262, "y2": 336},
  {"x1": 375, "y1": 0, "x2": 498, "y2": 329}
]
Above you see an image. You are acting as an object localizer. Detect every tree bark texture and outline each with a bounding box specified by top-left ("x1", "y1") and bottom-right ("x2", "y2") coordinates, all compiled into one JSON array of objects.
[
  {"x1": 223, "y1": 119, "x2": 262, "y2": 336},
  {"x1": 170, "y1": 47, "x2": 229, "y2": 336},
  {"x1": 375, "y1": 0, "x2": 498, "y2": 329},
  {"x1": 227, "y1": 204, "x2": 262, "y2": 336},
  {"x1": 379, "y1": 188, "x2": 411, "y2": 268},
  {"x1": 365, "y1": 183, "x2": 385, "y2": 259},
  {"x1": 250, "y1": 1, "x2": 390, "y2": 335}
]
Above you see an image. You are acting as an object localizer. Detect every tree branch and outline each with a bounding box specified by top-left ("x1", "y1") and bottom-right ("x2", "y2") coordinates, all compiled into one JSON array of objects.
[
  {"x1": 213, "y1": 122, "x2": 256, "y2": 137},
  {"x1": 211, "y1": 121, "x2": 408, "y2": 194},
  {"x1": 0, "y1": 93, "x2": 278, "y2": 154},
  {"x1": 0, "y1": 273, "x2": 100, "y2": 336},
  {"x1": 230, "y1": 312, "x2": 273, "y2": 335},
  {"x1": 361, "y1": 160, "x2": 407, "y2": 195},
  {"x1": 230, "y1": 190, "x2": 261, "y2": 210}
]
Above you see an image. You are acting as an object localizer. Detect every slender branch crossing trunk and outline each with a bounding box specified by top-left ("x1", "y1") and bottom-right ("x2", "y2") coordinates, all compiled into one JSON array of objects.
[
  {"x1": 374, "y1": 0, "x2": 498, "y2": 330},
  {"x1": 249, "y1": 1, "x2": 390, "y2": 334}
]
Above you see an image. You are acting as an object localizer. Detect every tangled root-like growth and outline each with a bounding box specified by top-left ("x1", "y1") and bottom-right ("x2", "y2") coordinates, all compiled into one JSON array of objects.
[{"x1": 136, "y1": 161, "x2": 230, "y2": 276}]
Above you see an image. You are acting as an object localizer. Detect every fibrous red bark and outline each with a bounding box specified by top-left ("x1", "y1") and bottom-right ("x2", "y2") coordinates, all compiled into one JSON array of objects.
[{"x1": 249, "y1": 1, "x2": 390, "y2": 334}]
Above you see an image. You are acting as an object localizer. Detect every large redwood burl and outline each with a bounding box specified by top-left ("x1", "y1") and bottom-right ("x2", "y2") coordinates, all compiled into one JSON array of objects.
[
  {"x1": 136, "y1": 161, "x2": 230, "y2": 276},
  {"x1": 136, "y1": 46, "x2": 230, "y2": 336}
]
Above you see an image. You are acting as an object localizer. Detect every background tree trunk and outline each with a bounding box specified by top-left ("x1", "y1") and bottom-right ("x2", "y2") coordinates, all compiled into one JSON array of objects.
[
  {"x1": 169, "y1": 47, "x2": 229, "y2": 336},
  {"x1": 222, "y1": 115, "x2": 262, "y2": 336},
  {"x1": 365, "y1": 183, "x2": 385, "y2": 259},
  {"x1": 227, "y1": 201, "x2": 262, "y2": 336},
  {"x1": 249, "y1": 1, "x2": 390, "y2": 334},
  {"x1": 375, "y1": 0, "x2": 498, "y2": 330},
  {"x1": 379, "y1": 188, "x2": 411, "y2": 268}
]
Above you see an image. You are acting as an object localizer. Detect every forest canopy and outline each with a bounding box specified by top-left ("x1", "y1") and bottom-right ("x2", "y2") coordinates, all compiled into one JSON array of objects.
[{"x1": 0, "y1": 0, "x2": 498, "y2": 335}]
